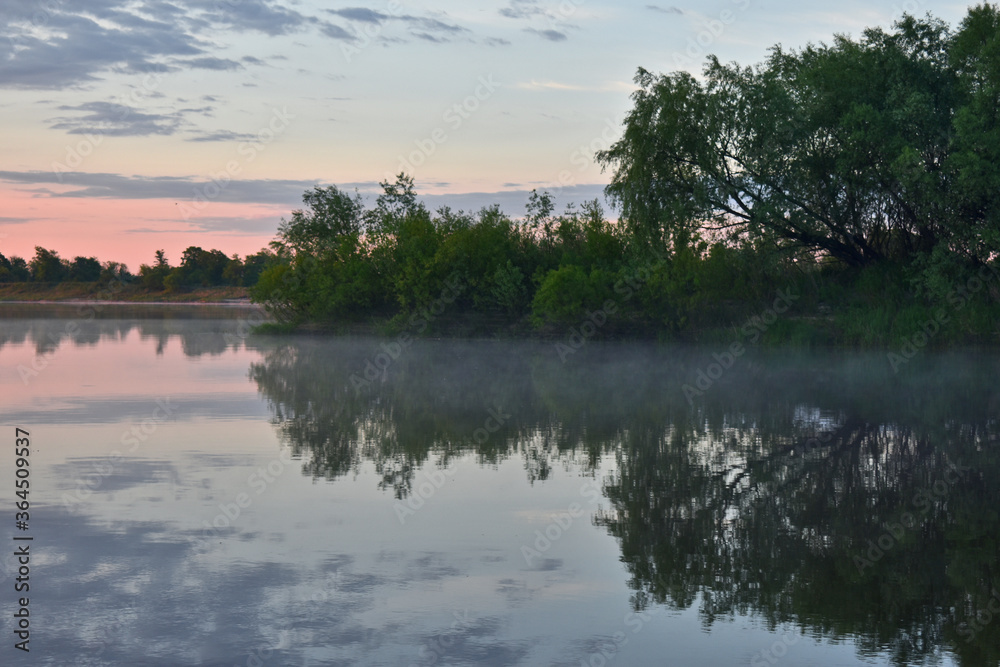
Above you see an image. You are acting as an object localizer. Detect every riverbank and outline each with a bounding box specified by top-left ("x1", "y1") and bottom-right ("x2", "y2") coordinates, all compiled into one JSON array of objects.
[
  {"x1": 257, "y1": 301, "x2": 1000, "y2": 350},
  {"x1": 0, "y1": 283, "x2": 250, "y2": 303}
]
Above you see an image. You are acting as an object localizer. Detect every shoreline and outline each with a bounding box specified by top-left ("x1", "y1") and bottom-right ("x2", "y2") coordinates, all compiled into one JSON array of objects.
[
  {"x1": 0, "y1": 283, "x2": 252, "y2": 304},
  {"x1": 4, "y1": 286, "x2": 998, "y2": 350}
]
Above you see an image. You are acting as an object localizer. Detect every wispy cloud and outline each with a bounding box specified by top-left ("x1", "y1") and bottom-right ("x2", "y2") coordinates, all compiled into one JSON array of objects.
[
  {"x1": 525, "y1": 28, "x2": 568, "y2": 42},
  {"x1": 47, "y1": 102, "x2": 184, "y2": 136},
  {"x1": 185, "y1": 130, "x2": 258, "y2": 143},
  {"x1": 647, "y1": 4, "x2": 684, "y2": 15},
  {"x1": 327, "y1": 7, "x2": 390, "y2": 24},
  {"x1": 499, "y1": 0, "x2": 547, "y2": 20},
  {"x1": 0, "y1": 171, "x2": 323, "y2": 205},
  {"x1": 515, "y1": 80, "x2": 635, "y2": 92}
]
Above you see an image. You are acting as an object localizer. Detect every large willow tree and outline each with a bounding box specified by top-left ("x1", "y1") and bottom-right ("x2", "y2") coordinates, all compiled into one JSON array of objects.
[{"x1": 598, "y1": 5, "x2": 1000, "y2": 272}]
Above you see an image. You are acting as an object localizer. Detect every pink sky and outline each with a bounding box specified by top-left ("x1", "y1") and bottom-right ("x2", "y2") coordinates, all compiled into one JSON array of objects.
[{"x1": 1, "y1": 184, "x2": 285, "y2": 270}]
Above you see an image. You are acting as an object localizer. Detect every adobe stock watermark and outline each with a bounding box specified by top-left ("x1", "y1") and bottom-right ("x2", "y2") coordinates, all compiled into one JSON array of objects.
[
  {"x1": 350, "y1": 273, "x2": 464, "y2": 394},
  {"x1": 888, "y1": 264, "x2": 998, "y2": 373},
  {"x1": 521, "y1": 479, "x2": 602, "y2": 566},
  {"x1": 555, "y1": 255, "x2": 667, "y2": 362},
  {"x1": 853, "y1": 459, "x2": 971, "y2": 574},
  {"x1": 682, "y1": 288, "x2": 799, "y2": 404},
  {"x1": 390, "y1": 75, "x2": 499, "y2": 177},
  {"x1": 178, "y1": 106, "x2": 295, "y2": 220}
]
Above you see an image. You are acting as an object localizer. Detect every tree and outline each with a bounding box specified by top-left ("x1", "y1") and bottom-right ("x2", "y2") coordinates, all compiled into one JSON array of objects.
[
  {"x1": 29, "y1": 247, "x2": 68, "y2": 282},
  {"x1": 99, "y1": 261, "x2": 133, "y2": 285},
  {"x1": 67, "y1": 256, "x2": 102, "y2": 282},
  {"x1": 139, "y1": 250, "x2": 171, "y2": 290},
  {"x1": 0, "y1": 253, "x2": 30, "y2": 282},
  {"x1": 597, "y1": 7, "x2": 1000, "y2": 273},
  {"x1": 277, "y1": 185, "x2": 364, "y2": 257}
]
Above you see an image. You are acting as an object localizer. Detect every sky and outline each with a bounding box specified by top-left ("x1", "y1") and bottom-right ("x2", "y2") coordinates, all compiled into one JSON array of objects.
[{"x1": 0, "y1": 0, "x2": 974, "y2": 270}]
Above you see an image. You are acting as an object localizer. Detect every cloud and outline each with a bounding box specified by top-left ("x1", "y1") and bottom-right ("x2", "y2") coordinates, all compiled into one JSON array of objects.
[
  {"x1": 498, "y1": 0, "x2": 578, "y2": 42},
  {"x1": 182, "y1": 56, "x2": 243, "y2": 71},
  {"x1": 0, "y1": 0, "x2": 322, "y2": 90},
  {"x1": 0, "y1": 170, "x2": 324, "y2": 205},
  {"x1": 186, "y1": 215, "x2": 284, "y2": 234},
  {"x1": 525, "y1": 28, "x2": 568, "y2": 42},
  {"x1": 647, "y1": 4, "x2": 684, "y2": 14},
  {"x1": 327, "y1": 8, "x2": 389, "y2": 24},
  {"x1": 319, "y1": 23, "x2": 355, "y2": 41},
  {"x1": 0, "y1": 8, "x2": 203, "y2": 89},
  {"x1": 322, "y1": 7, "x2": 470, "y2": 44},
  {"x1": 182, "y1": 0, "x2": 316, "y2": 37},
  {"x1": 406, "y1": 17, "x2": 467, "y2": 35},
  {"x1": 185, "y1": 130, "x2": 258, "y2": 142},
  {"x1": 413, "y1": 32, "x2": 446, "y2": 43},
  {"x1": 499, "y1": 1, "x2": 546, "y2": 20},
  {"x1": 0, "y1": 216, "x2": 33, "y2": 224},
  {"x1": 48, "y1": 101, "x2": 183, "y2": 136},
  {"x1": 125, "y1": 215, "x2": 282, "y2": 235},
  {"x1": 515, "y1": 79, "x2": 636, "y2": 93}
]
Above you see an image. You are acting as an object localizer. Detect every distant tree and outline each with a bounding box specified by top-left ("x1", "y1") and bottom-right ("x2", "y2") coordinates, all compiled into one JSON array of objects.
[
  {"x1": 99, "y1": 261, "x2": 133, "y2": 285},
  {"x1": 29, "y1": 247, "x2": 68, "y2": 282},
  {"x1": 222, "y1": 254, "x2": 244, "y2": 286},
  {"x1": 0, "y1": 253, "x2": 30, "y2": 282},
  {"x1": 241, "y1": 249, "x2": 277, "y2": 286},
  {"x1": 139, "y1": 250, "x2": 172, "y2": 290},
  {"x1": 67, "y1": 256, "x2": 102, "y2": 282}
]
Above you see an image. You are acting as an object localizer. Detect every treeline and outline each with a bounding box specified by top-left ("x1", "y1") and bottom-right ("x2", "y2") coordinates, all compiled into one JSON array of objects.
[
  {"x1": 253, "y1": 6, "x2": 1000, "y2": 345},
  {"x1": 0, "y1": 245, "x2": 276, "y2": 290},
  {"x1": 252, "y1": 176, "x2": 812, "y2": 336}
]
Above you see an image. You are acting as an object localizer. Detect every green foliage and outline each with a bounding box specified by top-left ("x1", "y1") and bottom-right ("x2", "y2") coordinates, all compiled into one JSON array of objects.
[
  {"x1": 531, "y1": 265, "x2": 614, "y2": 326},
  {"x1": 29, "y1": 247, "x2": 68, "y2": 283},
  {"x1": 0, "y1": 253, "x2": 30, "y2": 282},
  {"x1": 278, "y1": 185, "x2": 364, "y2": 257},
  {"x1": 597, "y1": 5, "x2": 1000, "y2": 281},
  {"x1": 138, "y1": 250, "x2": 172, "y2": 291},
  {"x1": 99, "y1": 261, "x2": 133, "y2": 286},
  {"x1": 244, "y1": 6, "x2": 1000, "y2": 345},
  {"x1": 67, "y1": 256, "x2": 102, "y2": 282}
]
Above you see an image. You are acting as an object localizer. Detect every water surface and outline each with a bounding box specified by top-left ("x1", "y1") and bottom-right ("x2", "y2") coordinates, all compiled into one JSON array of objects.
[{"x1": 2, "y1": 303, "x2": 998, "y2": 666}]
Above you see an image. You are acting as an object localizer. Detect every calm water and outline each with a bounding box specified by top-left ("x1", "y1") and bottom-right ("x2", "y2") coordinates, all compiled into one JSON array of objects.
[{"x1": 2, "y1": 303, "x2": 998, "y2": 666}]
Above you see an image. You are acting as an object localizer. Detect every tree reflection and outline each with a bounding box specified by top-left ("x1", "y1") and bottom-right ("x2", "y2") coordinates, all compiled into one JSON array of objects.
[
  {"x1": 0, "y1": 303, "x2": 260, "y2": 357},
  {"x1": 248, "y1": 337, "x2": 1000, "y2": 665}
]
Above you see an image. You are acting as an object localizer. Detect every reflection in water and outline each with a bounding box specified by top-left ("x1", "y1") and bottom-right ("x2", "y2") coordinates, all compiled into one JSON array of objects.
[
  {"x1": 250, "y1": 338, "x2": 1000, "y2": 666},
  {"x1": 0, "y1": 302, "x2": 262, "y2": 357}
]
